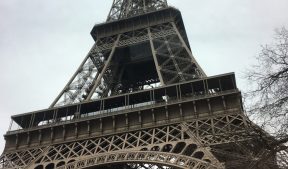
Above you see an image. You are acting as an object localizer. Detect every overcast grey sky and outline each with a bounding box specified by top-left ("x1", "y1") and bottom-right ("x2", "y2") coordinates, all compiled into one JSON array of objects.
[{"x1": 0, "y1": 0, "x2": 288, "y2": 152}]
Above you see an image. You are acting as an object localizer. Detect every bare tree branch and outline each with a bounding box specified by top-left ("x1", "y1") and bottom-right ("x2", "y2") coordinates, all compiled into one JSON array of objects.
[{"x1": 244, "y1": 27, "x2": 288, "y2": 166}]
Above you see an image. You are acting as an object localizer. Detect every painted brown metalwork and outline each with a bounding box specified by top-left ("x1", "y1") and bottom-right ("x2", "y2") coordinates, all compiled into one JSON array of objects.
[{"x1": 1, "y1": 0, "x2": 287, "y2": 169}]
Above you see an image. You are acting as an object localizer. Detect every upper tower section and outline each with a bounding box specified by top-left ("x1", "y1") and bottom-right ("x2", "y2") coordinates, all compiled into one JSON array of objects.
[
  {"x1": 107, "y1": 0, "x2": 168, "y2": 21},
  {"x1": 53, "y1": 0, "x2": 206, "y2": 106}
]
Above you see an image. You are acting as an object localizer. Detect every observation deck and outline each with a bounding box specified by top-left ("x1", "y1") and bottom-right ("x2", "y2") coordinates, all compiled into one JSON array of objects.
[{"x1": 5, "y1": 73, "x2": 243, "y2": 152}]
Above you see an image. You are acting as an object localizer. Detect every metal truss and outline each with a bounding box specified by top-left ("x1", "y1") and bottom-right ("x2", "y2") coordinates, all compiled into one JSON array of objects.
[
  {"x1": 1, "y1": 113, "x2": 286, "y2": 169},
  {"x1": 107, "y1": 0, "x2": 168, "y2": 21},
  {"x1": 127, "y1": 163, "x2": 172, "y2": 169},
  {"x1": 1, "y1": 122, "x2": 223, "y2": 169},
  {"x1": 50, "y1": 35, "x2": 119, "y2": 107},
  {"x1": 2, "y1": 1, "x2": 287, "y2": 169},
  {"x1": 149, "y1": 23, "x2": 206, "y2": 84},
  {"x1": 0, "y1": 113, "x2": 263, "y2": 169},
  {"x1": 55, "y1": 151, "x2": 220, "y2": 169},
  {"x1": 0, "y1": 147, "x2": 45, "y2": 169},
  {"x1": 50, "y1": 22, "x2": 205, "y2": 107}
]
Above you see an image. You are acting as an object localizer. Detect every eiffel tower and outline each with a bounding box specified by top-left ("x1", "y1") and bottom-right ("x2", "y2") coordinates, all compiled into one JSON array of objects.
[{"x1": 1, "y1": 0, "x2": 287, "y2": 169}]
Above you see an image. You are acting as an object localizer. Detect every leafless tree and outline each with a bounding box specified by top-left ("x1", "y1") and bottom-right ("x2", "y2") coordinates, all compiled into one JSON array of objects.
[
  {"x1": 244, "y1": 27, "x2": 288, "y2": 167},
  {"x1": 245, "y1": 27, "x2": 288, "y2": 138}
]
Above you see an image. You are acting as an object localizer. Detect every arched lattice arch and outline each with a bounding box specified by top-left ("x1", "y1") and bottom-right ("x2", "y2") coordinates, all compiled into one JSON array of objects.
[{"x1": 55, "y1": 151, "x2": 218, "y2": 169}]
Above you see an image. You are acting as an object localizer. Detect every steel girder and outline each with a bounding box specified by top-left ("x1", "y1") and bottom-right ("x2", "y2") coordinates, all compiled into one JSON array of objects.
[
  {"x1": 50, "y1": 22, "x2": 205, "y2": 108},
  {"x1": 1, "y1": 122, "x2": 224, "y2": 169},
  {"x1": 1, "y1": 0, "x2": 286, "y2": 169},
  {"x1": 107, "y1": 0, "x2": 168, "y2": 22},
  {"x1": 1, "y1": 113, "x2": 285, "y2": 169}
]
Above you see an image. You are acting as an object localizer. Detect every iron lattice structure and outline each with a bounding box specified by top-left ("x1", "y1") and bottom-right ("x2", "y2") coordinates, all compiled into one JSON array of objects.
[
  {"x1": 1, "y1": 0, "x2": 288, "y2": 169},
  {"x1": 107, "y1": 0, "x2": 168, "y2": 21}
]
